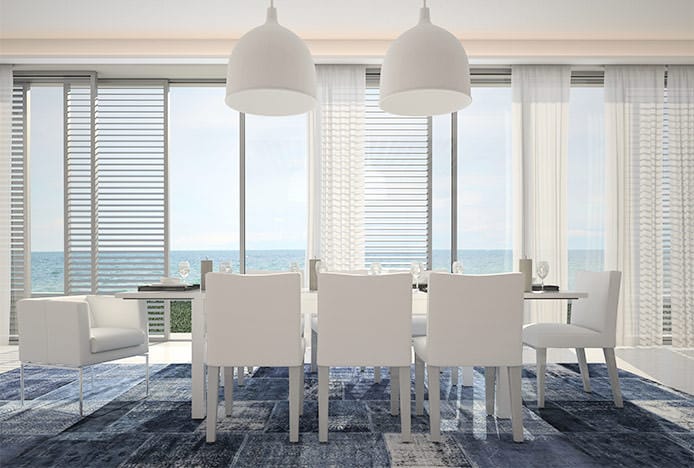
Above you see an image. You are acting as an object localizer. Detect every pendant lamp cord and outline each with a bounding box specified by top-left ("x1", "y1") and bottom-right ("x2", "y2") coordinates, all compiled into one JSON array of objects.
[
  {"x1": 270, "y1": 0, "x2": 274, "y2": 7},
  {"x1": 423, "y1": 0, "x2": 427, "y2": 7}
]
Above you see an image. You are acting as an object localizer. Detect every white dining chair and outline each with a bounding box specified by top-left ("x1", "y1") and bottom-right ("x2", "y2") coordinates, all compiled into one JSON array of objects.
[
  {"x1": 205, "y1": 272, "x2": 305, "y2": 443},
  {"x1": 317, "y1": 272, "x2": 413, "y2": 442},
  {"x1": 414, "y1": 273, "x2": 525, "y2": 442},
  {"x1": 523, "y1": 270, "x2": 623, "y2": 408}
]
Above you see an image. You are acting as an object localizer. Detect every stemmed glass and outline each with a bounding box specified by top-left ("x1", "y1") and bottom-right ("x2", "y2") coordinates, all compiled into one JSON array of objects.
[
  {"x1": 219, "y1": 261, "x2": 232, "y2": 273},
  {"x1": 410, "y1": 262, "x2": 422, "y2": 288},
  {"x1": 370, "y1": 262, "x2": 383, "y2": 275},
  {"x1": 537, "y1": 261, "x2": 550, "y2": 290},
  {"x1": 452, "y1": 260, "x2": 464, "y2": 274},
  {"x1": 178, "y1": 261, "x2": 191, "y2": 284}
]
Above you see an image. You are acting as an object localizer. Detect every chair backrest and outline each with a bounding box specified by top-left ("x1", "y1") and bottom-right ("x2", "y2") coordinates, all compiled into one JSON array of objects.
[
  {"x1": 205, "y1": 272, "x2": 302, "y2": 367},
  {"x1": 427, "y1": 272, "x2": 524, "y2": 367},
  {"x1": 570, "y1": 271, "x2": 622, "y2": 346},
  {"x1": 317, "y1": 272, "x2": 412, "y2": 367}
]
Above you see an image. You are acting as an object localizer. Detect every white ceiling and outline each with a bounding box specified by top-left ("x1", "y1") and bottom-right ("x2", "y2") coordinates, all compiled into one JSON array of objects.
[{"x1": 2, "y1": 0, "x2": 693, "y2": 41}]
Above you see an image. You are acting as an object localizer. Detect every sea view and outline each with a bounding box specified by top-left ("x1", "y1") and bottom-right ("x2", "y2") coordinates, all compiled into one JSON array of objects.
[{"x1": 30, "y1": 249, "x2": 603, "y2": 293}]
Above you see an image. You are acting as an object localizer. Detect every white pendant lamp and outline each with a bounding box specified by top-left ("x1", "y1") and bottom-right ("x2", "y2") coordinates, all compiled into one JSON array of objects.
[
  {"x1": 225, "y1": 0, "x2": 317, "y2": 116},
  {"x1": 380, "y1": 0, "x2": 471, "y2": 116}
]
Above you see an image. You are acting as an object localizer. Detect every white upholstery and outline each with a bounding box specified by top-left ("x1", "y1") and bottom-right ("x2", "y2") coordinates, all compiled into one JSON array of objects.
[
  {"x1": 205, "y1": 273, "x2": 304, "y2": 368},
  {"x1": 426, "y1": 273, "x2": 524, "y2": 367},
  {"x1": 90, "y1": 327, "x2": 146, "y2": 353},
  {"x1": 18, "y1": 295, "x2": 148, "y2": 367},
  {"x1": 317, "y1": 273, "x2": 412, "y2": 367},
  {"x1": 522, "y1": 270, "x2": 623, "y2": 409},
  {"x1": 17, "y1": 295, "x2": 149, "y2": 415},
  {"x1": 414, "y1": 273, "x2": 525, "y2": 442},
  {"x1": 316, "y1": 272, "x2": 412, "y2": 442},
  {"x1": 522, "y1": 323, "x2": 604, "y2": 348},
  {"x1": 204, "y1": 272, "x2": 304, "y2": 443}
]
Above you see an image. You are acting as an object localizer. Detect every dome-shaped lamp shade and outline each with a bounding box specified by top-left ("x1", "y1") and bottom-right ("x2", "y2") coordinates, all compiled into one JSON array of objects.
[
  {"x1": 226, "y1": 6, "x2": 317, "y2": 116},
  {"x1": 380, "y1": 7, "x2": 471, "y2": 116}
]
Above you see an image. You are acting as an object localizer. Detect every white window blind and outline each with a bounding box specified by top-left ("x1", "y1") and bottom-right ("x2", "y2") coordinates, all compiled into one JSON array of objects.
[
  {"x1": 9, "y1": 83, "x2": 30, "y2": 339},
  {"x1": 64, "y1": 79, "x2": 168, "y2": 295},
  {"x1": 94, "y1": 82, "x2": 168, "y2": 294},
  {"x1": 65, "y1": 80, "x2": 95, "y2": 294},
  {"x1": 364, "y1": 73, "x2": 432, "y2": 269}
]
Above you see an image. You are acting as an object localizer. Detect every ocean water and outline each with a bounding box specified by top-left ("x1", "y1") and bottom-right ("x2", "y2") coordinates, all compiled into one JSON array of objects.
[{"x1": 30, "y1": 249, "x2": 603, "y2": 293}]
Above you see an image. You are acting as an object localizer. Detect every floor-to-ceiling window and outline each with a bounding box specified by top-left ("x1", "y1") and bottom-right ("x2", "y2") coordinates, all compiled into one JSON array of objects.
[
  {"x1": 245, "y1": 114, "x2": 308, "y2": 272},
  {"x1": 456, "y1": 86, "x2": 514, "y2": 273},
  {"x1": 567, "y1": 85, "x2": 605, "y2": 288},
  {"x1": 168, "y1": 86, "x2": 240, "y2": 281},
  {"x1": 29, "y1": 85, "x2": 64, "y2": 294}
]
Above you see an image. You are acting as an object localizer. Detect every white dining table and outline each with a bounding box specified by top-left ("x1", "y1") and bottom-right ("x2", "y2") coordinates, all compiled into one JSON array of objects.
[{"x1": 116, "y1": 288, "x2": 587, "y2": 420}]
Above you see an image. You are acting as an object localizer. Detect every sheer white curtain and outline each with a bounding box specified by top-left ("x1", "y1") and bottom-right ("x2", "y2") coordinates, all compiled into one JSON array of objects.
[
  {"x1": 668, "y1": 66, "x2": 694, "y2": 348},
  {"x1": 308, "y1": 65, "x2": 365, "y2": 271},
  {"x1": 512, "y1": 65, "x2": 571, "y2": 323},
  {"x1": 605, "y1": 66, "x2": 665, "y2": 346},
  {"x1": 0, "y1": 65, "x2": 11, "y2": 344}
]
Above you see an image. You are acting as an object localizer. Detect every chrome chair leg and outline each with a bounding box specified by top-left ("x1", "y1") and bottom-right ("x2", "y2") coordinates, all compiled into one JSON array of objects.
[
  {"x1": 79, "y1": 368, "x2": 84, "y2": 416},
  {"x1": 145, "y1": 354, "x2": 150, "y2": 396},
  {"x1": 20, "y1": 363, "x2": 25, "y2": 406}
]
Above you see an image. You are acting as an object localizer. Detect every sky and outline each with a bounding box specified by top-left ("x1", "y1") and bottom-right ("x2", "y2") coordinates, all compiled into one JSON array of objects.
[{"x1": 29, "y1": 84, "x2": 605, "y2": 252}]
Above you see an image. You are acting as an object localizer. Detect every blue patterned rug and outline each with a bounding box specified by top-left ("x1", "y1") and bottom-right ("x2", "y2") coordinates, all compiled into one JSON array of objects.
[{"x1": 0, "y1": 363, "x2": 692, "y2": 467}]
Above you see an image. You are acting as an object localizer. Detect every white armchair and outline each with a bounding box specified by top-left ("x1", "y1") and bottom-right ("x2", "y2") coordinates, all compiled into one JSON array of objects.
[
  {"x1": 414, "y1": 273, "x2": 525, "y2": 442},
  {"x1": 17, "y1": 295, "x2": 149, "y2": 415},
  {"x1": 523, "y1": 270, "x2": 623, "y2": 408}
]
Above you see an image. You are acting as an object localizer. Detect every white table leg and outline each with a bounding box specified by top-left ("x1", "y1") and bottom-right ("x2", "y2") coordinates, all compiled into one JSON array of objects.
[
  {"x1": 191, "y1": 297, "x2": 206, "y2": 419},
  {"x1": 461, "y1": 366, "x2": 474, "y2": 387},
  {"x1": 494, "y1": 366, "x2": 512, "y2": 419}
]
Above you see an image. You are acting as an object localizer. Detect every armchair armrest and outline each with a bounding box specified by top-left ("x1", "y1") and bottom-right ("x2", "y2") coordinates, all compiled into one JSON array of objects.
[
  {"x1": 18, "y1": 298, "x2": 92, "y2": 367},
  {"x1": 86, "y1": 296, "x2": 147, "y2": 331}
]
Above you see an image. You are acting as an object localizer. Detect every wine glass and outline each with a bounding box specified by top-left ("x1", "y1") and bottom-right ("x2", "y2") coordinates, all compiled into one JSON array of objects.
[
  {"x1": 370, "y1": 262, "x2": 383, "y2": 275},
  {"x1": 290, "y1": 262, "x2": 300, "y2": 273},
  {"x1": 537, "y1": 261, "x2": 550, "y2": 290},
  {"x1": 219, "y1": 261, "x2": 232, "y2": 273},
  {"x1": 178, "y1": 261, "x2": 191, "y2": 284},
  {"x1": 410, "y1": 262, "x2": 422, "y2": 288},
  {"x1": 452, "y1": 260, "x2": 464, "y2": 274}
]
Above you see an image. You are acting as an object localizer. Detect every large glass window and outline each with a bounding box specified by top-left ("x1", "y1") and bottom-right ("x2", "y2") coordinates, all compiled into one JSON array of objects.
[
  {"x1": 431, "y1": 114, "x2": 452, "y2": 270},
  {"x1": 169, "y1": 86, "x2": 240, "y2": 282},
  {"x1": 456, "y1": 87, "x2": 514, "y2": 273},
  {"x1": 567, "y1": 86, "x2": 605, "y2": 288},
  {"x1": 30, "y1": 85, "x2": 65, "y2": 293},
  {"x1": 245, "y1": 114, "x2": 308, "y2": 272}
]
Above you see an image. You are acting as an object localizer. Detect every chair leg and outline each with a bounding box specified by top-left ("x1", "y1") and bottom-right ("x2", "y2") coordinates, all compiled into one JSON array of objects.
[
  {"x1": 374, "y1": 366, "x2": 382, "y2": 384},
  {"x1": 451, "y1": 367, "x2": 459, "y2": 386},
  {"x1": 311, "y1": 329, "x2": 318, "y2": 373},
  {"x1": 461, "y1": 366, "x2": 474, "y2": 387},
  {"x1": 145, "y1": 354, "x2": 150, "y2": 397},
  {"x1": 390, "y1": 366, "x2": 400, "y2": 416},
  {"x1": 237, "y1": 367, "x2": 245, "y2": 386},
  {"x1": 300, "y1": 362, "x2": 305, "y2": 416},
  {"x1": 318, "y1": 366, "x2": 329, "y2": 442},
  {"x1": 536, "y1": 348, "x2": 547, "y2": 408},
  {"x1": 428, "y1": 365, "x2": 441, "y2": 442},
  {"x1": 289, "y1": 366, "x2": 300, "y2": 443},
  {"x1": 508, "y1": 366, "x2": 524, "y2": 442},
  {"x1": 79, "y1": 367, "x2": 84, "y2": 416},
  {"x1": 415, "y1": 355, "x2": 425, "y2": 416},
  {"x1": 576, "y1": 348, "x2": 591, "y2": 392},
  {"x1": 485, "y1": 366, "x2": 496, "y2": 416},
  {"x1": 603, "y1": 348, "x2": 623, "y2": 408},
  {"x1": 223, "y1": 366, "x2": 234, "y2": 416},
  {"x1": 20, "y1": 363, "x2": 24, "y2": 406},
  {"x1": 399, "y1": 366, "x2": 412, "y2": 443},
  {"x1": 206, "y1": 365, "x2": 219, "y2": 443}
]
